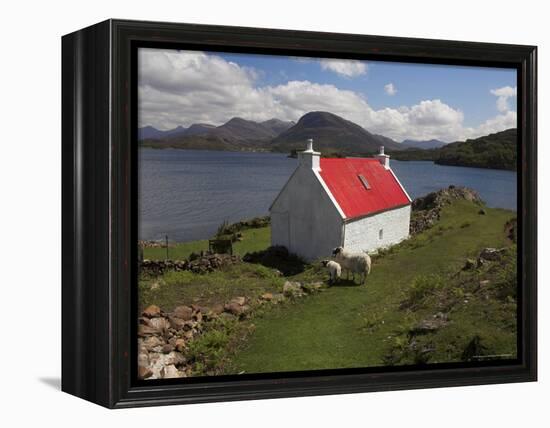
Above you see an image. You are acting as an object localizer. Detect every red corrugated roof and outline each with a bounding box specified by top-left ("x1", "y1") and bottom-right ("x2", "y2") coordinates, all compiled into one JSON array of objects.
[{"x1": 319, "y1": 158, "x2": 410, "y2": 219}]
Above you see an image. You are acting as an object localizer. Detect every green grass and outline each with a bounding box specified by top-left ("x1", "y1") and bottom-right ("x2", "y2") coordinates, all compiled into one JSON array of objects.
[
  {"x1": 226, "y1": 200, "x2": 517, "y2": 374},
  {"x1": 139, "y1": 261, "x2": 285, "y2": 313},
  {"x1": 142, "y1": 226, "x2": 271, "y2": 261}
]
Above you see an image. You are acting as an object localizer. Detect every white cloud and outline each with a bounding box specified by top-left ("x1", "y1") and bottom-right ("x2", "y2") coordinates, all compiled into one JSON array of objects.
[
  {"x1": 138, "y1": 49, "x2": 516, "y2": 143},
  {"x1": 384, "y1": 83, "x2": 397, "y2": 96},
  {"x1": 490, "y1": 86, "x2": 517, "y2": 113},
  {"x1": 319, "y1": 59, "x2": 367, "y2": 77}
]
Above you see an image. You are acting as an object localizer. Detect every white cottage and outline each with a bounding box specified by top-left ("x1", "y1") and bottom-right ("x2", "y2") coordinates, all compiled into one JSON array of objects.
[{"x1": 269, "y1": 140, "x2": 412, "y2": 261}]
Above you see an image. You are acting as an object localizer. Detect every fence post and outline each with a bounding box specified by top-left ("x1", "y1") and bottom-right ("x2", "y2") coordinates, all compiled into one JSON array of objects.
[{"x1": 165, "y1": 234, "x2": 169, "y2": 260}]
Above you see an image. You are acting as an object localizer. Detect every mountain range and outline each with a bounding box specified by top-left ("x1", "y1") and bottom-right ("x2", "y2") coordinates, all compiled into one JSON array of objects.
[{"x1": 139, "y1": 111, "x2": 408, "y2": 154}]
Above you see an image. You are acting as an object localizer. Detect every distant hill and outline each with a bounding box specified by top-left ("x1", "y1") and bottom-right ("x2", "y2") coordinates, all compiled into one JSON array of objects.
[
  {"x1": 261, "y1": 119, "x2": 295, "y2": 135},
  {"x1": 139, "y1": 112, "x2": 408, "y2": 154},
  {"x1": 402, "y1": 138, "x2": 447, "y2": 149},
  {"x1": 185, "y1": 123, "x2": 216, "y2": 136},
  {"x1": 140, "y1": 117, "x2": 295, "y2": 151},
  {"x1": 390, "y1": 128, "x2": 517, "y2": 171},
  {"x1": 271, "y1": 111, "x2": 405, "y2": 154},
  {"x1": 138, "y1": 125, "x2": 188, "y2": 140}
]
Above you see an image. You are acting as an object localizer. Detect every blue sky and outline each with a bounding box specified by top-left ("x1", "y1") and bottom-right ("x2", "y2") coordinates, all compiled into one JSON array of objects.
[
  {"x1": 138, "y1": 48, "x2": 517, "y2": 142},
  {"x1": 218, "y1": 52, "x2": 516, "y2": 129}
]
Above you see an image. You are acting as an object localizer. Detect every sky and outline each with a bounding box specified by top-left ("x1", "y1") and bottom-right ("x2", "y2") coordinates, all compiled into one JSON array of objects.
[{"x1": 138, "y1": 48, "x2": 517, "y2": 143}]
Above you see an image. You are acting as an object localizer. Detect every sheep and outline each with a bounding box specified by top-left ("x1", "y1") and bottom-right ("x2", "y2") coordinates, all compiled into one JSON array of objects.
[
  {"x1": 331, "y1": 247, "x2": 371, "y2": 285},
  {"x1": 321, "y1": 260, "x2": 341, "y2": 285}
]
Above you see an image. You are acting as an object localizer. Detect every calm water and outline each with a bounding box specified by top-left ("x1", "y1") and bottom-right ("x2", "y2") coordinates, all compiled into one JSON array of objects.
[{"x1": 139, "y1": 149, "x2": 517, "y2": 242}]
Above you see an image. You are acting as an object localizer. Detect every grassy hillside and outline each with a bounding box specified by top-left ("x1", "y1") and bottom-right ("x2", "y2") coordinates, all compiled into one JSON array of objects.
[
  {"x1": 139, "y1": 197, "x2": 516, "y2": 376},
  {"x1": 389, "y1": 128, "x2": 517, "y2": 171},
  {"x1": 228, "y1": 200, "x2": 516, "y2": 373},
  {"x1": 142, "y1": 225, "x2": 271, "y2": 261}
]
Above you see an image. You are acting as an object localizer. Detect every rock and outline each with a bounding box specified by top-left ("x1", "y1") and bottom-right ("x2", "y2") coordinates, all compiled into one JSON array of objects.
[
  {"x1": 168, "y1": 316, "x2": 187, "y2": 330},
  {"x1": 219, "y1": 312, "x2": 237, "y2": 322},
  {"x1": 142, "y1": 304, "x2": 161, "y2": 318},
  {"x1": 138, "y1": 324, "x2": 160, "y2": 337},
  {"x1": 411, "y1": 313, "x2": 448, "y2": 335},
  {"x1": 149, "y1": 317, "x2": 170, "y2": 332},
  {"x1": 271, "y1": 293, "x2": 286, "y2": 304},
  {"x1": 143, "y1": 336, "x2": 164, "y2": 351},
  {"x1": 211, "y1": 304, "x2": 225, "y2": 314},
  {"x1": 302, "y1": 282, "x2": 324, "y2": 294},
  {"x1": 162, "y1": 365, "x2": 185, "y2": 379},
  {"x1": 260, "y1": 292, "x2": 273, "y2": 301},
  {"x1": 283, "y1": 281, "x2": 303, "y2": 297},
  {"x1": 138, "y1": 351, "x2": 149, "y2": 367},
  {"x1": 161, "y1": 344, "x2": 174, "y2": 353},
  {"x1": 172, "y1": 305, "x2": 193, "y2": 320},
  {"x1": 164, "y1": 351, "x2": 186, "y2": 366},
  {"x1": 479, "y1": 280, "x2": 491, "y2": 287},
  {"x1": 463, "y1": 258, "x2": 476, "y2": 270},
  {"x1": 138, "y1": 366, "x2": 153, "y2": 379},
  {"x1": 479, "y1": 247, "x2": 506, "y2": 261},
  {"x1": 193, "y1": 311, "x2": 203, "y2": 323},
  {"x1": 224, "y1": 302, "x2": 248, "y2": 317},
  {"x1": 175, "y1": 338, "x2": 186, "y2": 352},
  {"x1": 231, "y1": 296, "x2": 246, "y2": 306},
  {"x1": 272, "y1": 269, "x2": 283, "y2": 277}
]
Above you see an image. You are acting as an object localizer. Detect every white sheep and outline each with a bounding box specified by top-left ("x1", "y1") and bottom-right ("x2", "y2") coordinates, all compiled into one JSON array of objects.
[
  {"x1": 321, "y1": 260, "x2": 341, "y2": 285},
  {"x1": 331, "y1": 247, "x2": 372, "y2": 285}
]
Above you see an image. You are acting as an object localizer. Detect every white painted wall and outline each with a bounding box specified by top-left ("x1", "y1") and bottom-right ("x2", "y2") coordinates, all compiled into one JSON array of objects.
[
  {"x1": 271, "y1": 164, "x2": 344, "y2": 261},
  {"x1": 343, "y1": 205, "x2": 411, "y2": 253}
]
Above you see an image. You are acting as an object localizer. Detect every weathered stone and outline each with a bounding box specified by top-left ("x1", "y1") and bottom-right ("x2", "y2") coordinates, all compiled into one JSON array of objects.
[
  {"x1": 138, "y1": 366, "x2": 153, "y2": 379},
  {"x1": 164, "y1": 351, "x2": 186, "y2": 366},
  {"x1": 479, "y1": 247, "x2": 506, "y2": 261},
  {"x1": 219, "y1": 312, "x2": 237, "y2": 322},
  {"x1": 231, "y1": 296, "x2": 246, "y2": 306},
  {"x1": 479, "y1": 280, "x2": 491, "y2": 287},
  {"x1": 163, "y1": 365, "x2": 185, "y2": 379},
  {"x1": 138, "y1": 351, "x2": 149, "y2": 367},
  {"x1": 283, "y1": 281, "x2": 303, "y2": 297},
  {"x1": 172, "y1": 305, "x2": 193, "y2": 320},
  {"x1": 168, "y1": 316, "x2": 187, "y2": 330},
  {"x1": 138, "y1": 324, "x2": 159, "y2": 337},
  {"x1": 211, "y1": 304, "x2": 224, "y2": 314},
  {"x1": 161, "y1": 344, "x2": 174, "y2": 354},
  {"x1": 271, "y1": 293, "x2": 286, "y2": 303},
  {"x1": 260, "y1": 292, "x2": 273, "y2": 301},
  {"x1": 142, "y1": 304, "x2": 161, "y2": 318},
  {"x1": 411, "y1": 313, "x2": 448, "y2": 335},
  {"x1": 193, "y1": 311, "x2": 203, "y2": 322},
  {"x1": 224, "y1": 302, "x2": 244, "y2": 316},
  {"x1": 463, "y1": 259, "x2": 476, "y2": 270},
  {"x1": 143, "y1": 336, "x2": 164, "y2": 351},
  {"x1": 149, "y1": 317, "x2": 170, "y2": 331},
  {"x1": 175, "y1": 338, "x2": 186, "y2": 352}
]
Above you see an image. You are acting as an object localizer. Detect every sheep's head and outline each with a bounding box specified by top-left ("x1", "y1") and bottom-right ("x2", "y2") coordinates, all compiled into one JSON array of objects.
[
  {"x1": 332, "y1": 247, "x2": 344, "y2": 256},
  {"x1": 321, "y1": 260, "x2": 329, "y2": 267}
]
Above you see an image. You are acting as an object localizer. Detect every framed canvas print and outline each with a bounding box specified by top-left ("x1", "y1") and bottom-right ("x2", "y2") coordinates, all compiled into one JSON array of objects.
[{"x1": 62, "y1": 19, "x2": 537, "y2": 408}]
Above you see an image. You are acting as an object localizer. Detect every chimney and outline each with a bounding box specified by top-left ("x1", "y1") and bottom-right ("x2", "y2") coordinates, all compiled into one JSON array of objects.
[
  {"x1": 374, "y1": 145, "x2": 390, "y2": 169},
  {"x1": 298, "y1": 138, "x2": 320, "y2": 170}
]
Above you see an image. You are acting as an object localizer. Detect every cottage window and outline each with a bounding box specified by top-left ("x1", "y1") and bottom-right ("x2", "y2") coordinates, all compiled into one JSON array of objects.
[
  {"x1": 358, "y1": 174, "x2": 371, "y2": 190},
  {"x1": 379, "y1": 229, "x2": 383, "y2": 240}
]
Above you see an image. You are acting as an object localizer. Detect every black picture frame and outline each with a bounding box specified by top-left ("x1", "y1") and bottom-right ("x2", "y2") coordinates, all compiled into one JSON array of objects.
[{"x1": 62, "y1": 19, "x2": 537, "y2": 408}]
